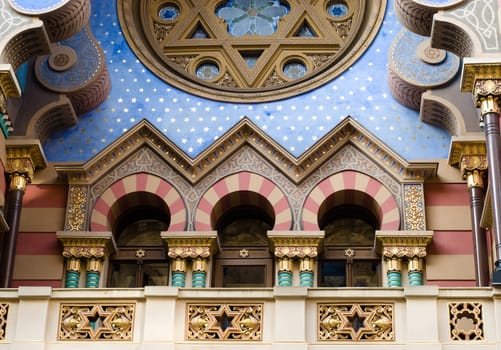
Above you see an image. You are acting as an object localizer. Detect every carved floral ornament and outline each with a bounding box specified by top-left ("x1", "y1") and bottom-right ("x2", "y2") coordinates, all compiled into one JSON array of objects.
[
  {"x1": 268, "y1": 231, "x2": 324, "y2": 258},
  {"x1": 375, "y1": 230, "x2": 433, "y2": 259},
  {"x1": 57, "y1": 232, "x2": 116, "y2": 259},
  {"x1": 318, "y1": 303, "x2": 394, "y2": 341},
  {"x1": 161, "y1": 231, "x2": 218, "y2": 259},
  {"x1": 187, "y1": 303, "x2": 262, "y2": 341},
  {"x1": 58, "y1": 303, "x2": 135, "y2": 341}
]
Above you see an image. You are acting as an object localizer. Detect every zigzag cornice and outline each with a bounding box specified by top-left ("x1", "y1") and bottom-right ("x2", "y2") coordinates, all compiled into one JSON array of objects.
[{"x1": 54, "y1": 117, "x2": 438, "y2": 185}]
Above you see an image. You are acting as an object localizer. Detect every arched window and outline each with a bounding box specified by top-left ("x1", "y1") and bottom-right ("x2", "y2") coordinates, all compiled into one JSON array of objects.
[
  {"x1": 212, "y1": 192, "x2": 275, "y2": 287},
  {"x1": 318, "y1": 203, "x2": 381, "y2": 287},
  {"x1": 108, "y1": 198, "x2": 170, "y2": 287}
]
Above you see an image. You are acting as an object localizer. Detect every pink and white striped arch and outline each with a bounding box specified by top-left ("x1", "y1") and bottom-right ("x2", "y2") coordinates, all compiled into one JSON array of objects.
[
  {"x1": 302, "y1": 170, "x2": 400, "y2": 230},
  {"x1": 194, "y1": 171, "x2": 292, "y2": 230},
  {"x1": 90, "y1": 173, "x2": 187, "y2": 231}
]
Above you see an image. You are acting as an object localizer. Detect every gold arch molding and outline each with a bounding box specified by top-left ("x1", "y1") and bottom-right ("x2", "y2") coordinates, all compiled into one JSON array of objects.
[{"x1": 118, "y1": 0, "x2": 386, "y2": 102}]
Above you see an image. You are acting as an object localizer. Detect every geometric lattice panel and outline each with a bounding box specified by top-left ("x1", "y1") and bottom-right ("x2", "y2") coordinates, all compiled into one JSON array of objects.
[
  {"x1": 186, "y1": 303, "x2": 262, "y2": 341},
  {"x1": 58, "y1": 304, "x2": 135, "y2": 341},
  {"x1": 0, "y1": 303, "x2": 8, "y2": 340},
  {"x1": 449, "y1": 302, "x2": 484, "y2": 341},
  {"x1": 318, "y1": 303, "x2": 394, "y2": 341}
]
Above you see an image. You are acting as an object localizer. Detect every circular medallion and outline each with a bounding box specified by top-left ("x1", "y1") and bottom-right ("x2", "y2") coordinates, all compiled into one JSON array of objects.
[{"x1": 118, "y1": 0, "x2": 386, "y2": 102}]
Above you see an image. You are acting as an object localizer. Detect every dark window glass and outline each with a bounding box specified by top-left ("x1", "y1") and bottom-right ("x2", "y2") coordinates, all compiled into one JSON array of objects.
[{"x1": 222, "y1": 265, "x2": 266, "y2": 287}]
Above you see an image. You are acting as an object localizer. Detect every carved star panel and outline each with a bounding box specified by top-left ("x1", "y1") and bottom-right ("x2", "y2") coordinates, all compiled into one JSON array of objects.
[{"x1": 187, "y1": 303, "x2": 262, "y2": 340}]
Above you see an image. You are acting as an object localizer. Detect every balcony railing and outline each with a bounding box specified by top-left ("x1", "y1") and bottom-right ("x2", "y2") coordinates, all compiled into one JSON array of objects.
[{"x1": 0, "y1": 286, "x2": 500, "y2": 348}]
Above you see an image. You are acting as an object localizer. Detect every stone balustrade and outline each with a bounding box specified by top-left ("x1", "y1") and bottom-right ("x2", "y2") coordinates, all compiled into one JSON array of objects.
[{"x1": 0, "y1": 286, "x2": 499, "y2": 349}]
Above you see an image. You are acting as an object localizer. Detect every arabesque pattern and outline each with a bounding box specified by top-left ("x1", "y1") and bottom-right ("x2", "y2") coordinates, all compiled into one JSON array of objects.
[
  {"x1": 318, "y1": 303, "x2": 394, "y2": 341},
  {"x1": 0, "y1": 303, "x2": 8, "y2": 340},
  {"x1": 58, "y1": 303, "x2": 135, "y2": 341},
  {"x1": 187, "y1": 303, "x2": 262, "y2": 340}
]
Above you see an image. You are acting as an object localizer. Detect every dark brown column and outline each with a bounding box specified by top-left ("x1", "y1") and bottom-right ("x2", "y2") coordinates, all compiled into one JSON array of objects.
[
  {"x1": 474, "y1": 79, "x2": 501, "y2": 285},
  {"x1": 0, "y1": 172, "x2": 28, "y2": 287},
  {"x1": 462, "y1": 157, "x2": 489, "y2": 286},
  {"x1": 0, "y1": 143, "x2": 46, "y2": 288}
]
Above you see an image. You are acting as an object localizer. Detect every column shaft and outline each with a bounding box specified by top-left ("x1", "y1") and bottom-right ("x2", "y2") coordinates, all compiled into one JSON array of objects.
[
  {"x1": 483, "y1": 111, "x2": 501, "y2": 283},
  {"x1": 0, "y1": 187, "x2": 25, "y2": 287},
  {"x1": 468, "y1": 183, "x2": 490, "y2": 286}
]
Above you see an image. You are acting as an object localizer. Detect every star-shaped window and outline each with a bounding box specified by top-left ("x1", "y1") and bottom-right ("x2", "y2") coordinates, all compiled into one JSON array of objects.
[{"x1": 119, "y1": 0, "x2": 385, "y2": 102}]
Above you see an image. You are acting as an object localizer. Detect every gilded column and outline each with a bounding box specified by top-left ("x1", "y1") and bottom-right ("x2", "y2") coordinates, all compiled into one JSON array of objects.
[
  {"x1": 268, "y1": 231, "x2": 324, "y2": 287},
  {"x1": 463, "y1": 61, "x2": 501, "y2": 284},
  {"x1": 277, "y1": 257, "x2": 292, "y2": 286},
  {"x1": 408, "y1": 256, "x2": 424, "y2": 286},
  {"x1": 299, "y1": 256, "x2": 314, "y2": 287},
  {"x1": 170, "y1": 257, "x2": 187, "y2": 287},
  {"x1": 65, "y1": 257, "x2": 82, "y2": 288},
  {"x1": 376, "y1": 231, "x2": 433, "y2": 287},
  {"x1": 1, "y1": 142, "x2": 46, "y2": 287},
  {"x1": 449, "y1": 140, "x2": 490, "y2": 286},
  {"x1": 57, "y1": 232, "x2": 116, "y2": 288},
  {"x1": 385, "y1": 257, "x2": 402, "y2": 287},
  {"x1": 464, "y1": 155, "x2": 489, "y2": 286},
  {"x1": 162, "y1": 231, "x2": 218, "y2": 288},
  {"x1": 192, "y1": 258, "x2": 208, "y2": 288},
  {"x1": 86, "y1": 257, "x2": 103, "y2": 288},
  {"x1": 473, "y1": 79, "x2": 501, "y2": 284}
]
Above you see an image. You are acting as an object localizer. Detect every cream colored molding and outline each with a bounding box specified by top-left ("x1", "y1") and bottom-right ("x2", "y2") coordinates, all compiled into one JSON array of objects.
[
  {"x1": 56, "y1": 231, "x2": 116, "y2": 258},
  {"x1": 54, "y1": 117, "x2": 439, "y2": 186},
  {"x1": 375, "y1": 230, "x2": 433, "y2": 258},
  {"x1": 268, "y1": 230, "x2": 324, "y2": 258},
  {"x1": 161, "y1": 231, "x2": 218, "y2": 259}
]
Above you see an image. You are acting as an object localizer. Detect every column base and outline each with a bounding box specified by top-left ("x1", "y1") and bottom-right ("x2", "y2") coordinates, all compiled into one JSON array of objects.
[{"x1": 492, "y1": 269, "x2": 501, "y2": 286}]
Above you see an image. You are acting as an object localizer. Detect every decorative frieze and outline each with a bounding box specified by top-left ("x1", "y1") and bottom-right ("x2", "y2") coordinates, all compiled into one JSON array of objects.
[
  {"x1": 268, "y1": 231, "x2": 324, "y2": 258},
  {"x1": 318, "y1": 303, "x2": 394, "y2": 341},
  {"x1": 58, "y1": 303, "x2": 135, "y2": 341},
  {"x1": 376, "y1": 231, "x2": 433, "y2": 258},
  {"x1": 65, "y1": 186, "x2": 89, "y2": 231},
  {"x1": 57, "y1": 232, "x2": 116, "y2": 260},
  {"x1": 186, "y1": 303, "x2": 262, "y2": 341},
  {"x1": 449, "y1": 302, "x2": 483, "y2": 341},
  {"x1": 162, "y1": 231, "x2": 218, "y2": 259},
  {"x1": 403, "y1": 184, "x2": 426, "y2": 231},
  {"x1": 0, "y1": 303, "x2": 8, "y2": 340}
]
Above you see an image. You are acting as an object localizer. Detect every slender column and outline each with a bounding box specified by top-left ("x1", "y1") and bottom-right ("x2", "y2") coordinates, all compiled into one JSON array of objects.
[
  {"x1": 1, "y1": 143, "x2": 46, "y2": 287},
  {"x1": 376, "y1": 230, "x2": 433, "y2": 287},
  {"x1": 57, "y1": 231, "x2": 116, "y2": 288},
  {"x1": 277, "y1": 257, "x2": 292, "y2": 286},
  {"x1": 299, "y1": 257, "x2": 314, "y2": 287},
  {"x1": 171, "y1": 257, "x2": 187, "y2": 287},
  {"x1": 65, "y1": 258, "x2": 82, "y2": 288},
  {"x1": 0, "y1": 173, "x2": 27, "y2": 287},
  {"x1": 86, "y1": 257, "x2": 103, "y2": 288},
  {"x1": 268, "y1": 231, "x2": 324, "y2": 287},
  {"x1": 385, "y1": 257, "x2": 402, "y2": 287},
  {"x1": 462, "y1": 156, "x2": 490, "y2": 286},
  {"x1": 473, "y1": 79, "x2": 501, "y2": 284},
  {"x1": 192, "y1": 258, "x2": 208, "y2": 288},
  {"x1": 162, "y1": 231, "x2": 218, "y2": 288},
  {"x1": 408, "y1": 257, "x2": 424, "y2": 286}
]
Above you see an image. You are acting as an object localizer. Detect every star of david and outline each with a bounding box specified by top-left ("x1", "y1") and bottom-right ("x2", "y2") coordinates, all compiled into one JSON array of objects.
[
  {"x1": 79, "y1": 305, "x2": 114, "y2": 339},
  {"x1": 118, "y1": 0, "x2": 384, "y2": 101},
  {"x1": 335, "y1": 304, "x2": 373, "y2": 340},
  {"x1": 206, "y1": 305, "x2": 243, "y2": 339},
  {"x1": 160, "y1": 0, "x2": 345, "y2": 87}
]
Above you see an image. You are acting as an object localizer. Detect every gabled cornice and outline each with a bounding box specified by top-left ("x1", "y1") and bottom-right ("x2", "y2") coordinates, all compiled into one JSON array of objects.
[{"x1": 54, "y1": 117, "x2": 438, "y2": 185}]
